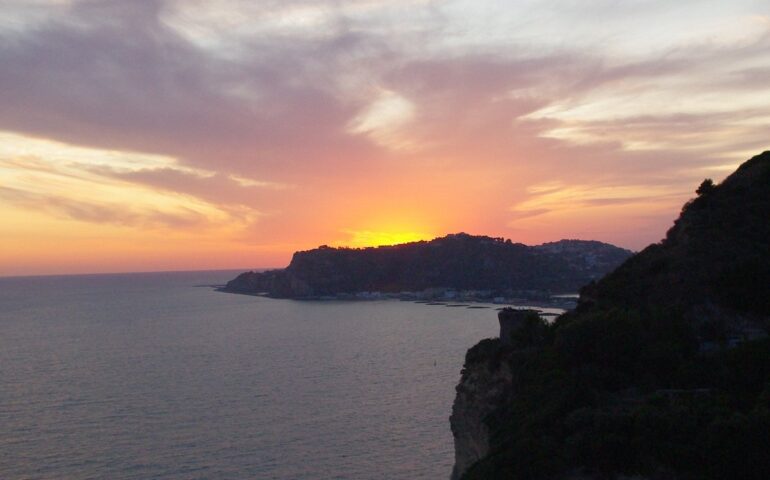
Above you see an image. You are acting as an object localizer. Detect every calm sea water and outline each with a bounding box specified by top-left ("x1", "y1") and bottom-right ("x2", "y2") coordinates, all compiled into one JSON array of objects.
[{"x1": 0, "y1": 271, "x2": 562, "y2": 479}]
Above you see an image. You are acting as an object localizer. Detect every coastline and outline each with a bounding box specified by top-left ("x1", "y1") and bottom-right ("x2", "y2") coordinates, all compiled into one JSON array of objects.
[{"x1": 216, "y1": 286, "x2": 573, "y2": 315}]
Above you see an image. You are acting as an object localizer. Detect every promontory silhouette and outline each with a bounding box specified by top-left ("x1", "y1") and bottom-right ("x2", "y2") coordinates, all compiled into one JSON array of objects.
[{"x1": 224, "y1": 234, "x2": 633, "y2": 300}]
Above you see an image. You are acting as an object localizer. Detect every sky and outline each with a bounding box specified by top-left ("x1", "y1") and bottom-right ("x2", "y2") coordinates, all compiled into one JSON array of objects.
[{"x1": 1, "y1": 0, "x2": 769, "y2": 275}]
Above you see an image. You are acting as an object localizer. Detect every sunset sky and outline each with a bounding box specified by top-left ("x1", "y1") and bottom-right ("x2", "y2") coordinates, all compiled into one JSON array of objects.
[{"x1": 1, "y1": 0, "x2": 769, "y2": 275}]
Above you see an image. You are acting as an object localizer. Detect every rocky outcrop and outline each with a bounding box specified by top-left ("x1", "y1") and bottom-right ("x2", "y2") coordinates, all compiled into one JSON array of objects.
[
  {"x1": 450, "y1": 308, "x2": 547, "y2": 479},
  {"x1": 224, "y1": 234, "x2": 633, "y2": 299},
  {"x1": 450, "y1": 339, "x2": 512, "y2": 480}
]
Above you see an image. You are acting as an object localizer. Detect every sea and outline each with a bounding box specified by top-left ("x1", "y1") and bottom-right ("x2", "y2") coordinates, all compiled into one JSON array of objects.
[{"x1": 0, "y1": 270, "x2": 563, "y2": 479}]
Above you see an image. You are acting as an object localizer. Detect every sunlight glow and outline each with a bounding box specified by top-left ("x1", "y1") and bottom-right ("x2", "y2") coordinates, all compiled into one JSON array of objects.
[{"x1": 338, "y1": 230, "x2": 433, "y2": 248}]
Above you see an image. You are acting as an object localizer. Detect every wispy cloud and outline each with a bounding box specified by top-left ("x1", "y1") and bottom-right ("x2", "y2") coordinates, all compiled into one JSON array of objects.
[
  {"x1": 0, "y1": 133, "x2": 261, "y2": 233},
  {"x1": 0, "y1": 185, "x2": 207, "y2": 229},
  {"x1": 512, "y1": 182, "x2": 690, "y2": 220}
]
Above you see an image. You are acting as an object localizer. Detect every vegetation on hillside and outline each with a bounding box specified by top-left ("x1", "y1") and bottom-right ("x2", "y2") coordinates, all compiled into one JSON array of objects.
[
  {"x1": 461, "y1": 151, "x2": 770, "y2": 479},
  {"x1": 225, "y1": 235, "x2": 632, "y2": 298}
]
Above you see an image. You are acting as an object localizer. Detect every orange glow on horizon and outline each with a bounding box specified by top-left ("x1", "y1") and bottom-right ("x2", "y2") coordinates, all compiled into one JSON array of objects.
[{"x1": 335, "y1": 230, "x2": 434, "y2": 248}]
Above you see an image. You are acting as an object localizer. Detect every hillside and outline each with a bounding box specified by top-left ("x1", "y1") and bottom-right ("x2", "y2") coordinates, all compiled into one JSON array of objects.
[
  {"x1": 452, "y1": 151, "x2": 770, "y2": 480},
  {"x1": 223, "y1": 234, "x2": 632, "y2": 299},
  {"x1": 580, "y1": 153, "x2": 770, "y2": 318}
]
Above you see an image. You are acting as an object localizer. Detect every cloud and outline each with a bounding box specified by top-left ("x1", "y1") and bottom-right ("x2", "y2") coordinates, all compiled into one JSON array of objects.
[
  {"x1": 0, "y1": 185, "x2": 207, "y2": 229},
  {"x1": 2, "y1": 0, "x2": 767, "y2": 179},
  {"x1": 93, "y1": 165, "x2": 286, "y2": 211},
  {"x1": 0, "y1": 0, "x2": 383, "y2": 181},
  {"x1": 511, "y1": 182, "x2": 691, "y2": 221},
  {"x1": 0, "y1": 135, "x2": 260, "y2": 233}
]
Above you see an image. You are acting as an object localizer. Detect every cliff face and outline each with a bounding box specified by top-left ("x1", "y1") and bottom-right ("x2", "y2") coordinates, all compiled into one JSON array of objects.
[
  {"x1": 450, "y1": 339, "x2": 512, "y2": 480},
  {"x1": 224, "y1": 234, "x2": 633, "y2": 298},
  {"x1": 450, "y1": 152, "x2": 770, "y2": 480}
]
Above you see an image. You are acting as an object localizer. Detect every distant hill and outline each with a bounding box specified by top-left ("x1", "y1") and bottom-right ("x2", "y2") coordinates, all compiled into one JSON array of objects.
[
  {"x1": 451, "y1": 151, "x2": 770, "y2": 480},
  {"x1": 223, "y1": 234, "x2": 633, "y2": 299}
]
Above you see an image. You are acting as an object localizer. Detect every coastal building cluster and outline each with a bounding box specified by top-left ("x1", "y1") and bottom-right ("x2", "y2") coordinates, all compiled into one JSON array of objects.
[{"x1": 309, "y1": 288, "x2": 578, "y2": 309}]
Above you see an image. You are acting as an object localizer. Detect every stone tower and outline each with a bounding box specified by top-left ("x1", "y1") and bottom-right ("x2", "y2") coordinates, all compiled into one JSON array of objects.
[{"x1": 498, "y1": 307, "x2": 539, "y2": 346}]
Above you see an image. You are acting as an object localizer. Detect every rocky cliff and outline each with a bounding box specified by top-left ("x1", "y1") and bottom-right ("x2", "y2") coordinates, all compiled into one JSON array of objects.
[
  {"x1": 450, "y1": 151, "x2": 770, "y2": 480},
  {"x1": 450, "y1": 338, "x2": 513, "y2": 480},
  {"x1": 224, "y1": 234, "x2": 632, "y2": 299}
]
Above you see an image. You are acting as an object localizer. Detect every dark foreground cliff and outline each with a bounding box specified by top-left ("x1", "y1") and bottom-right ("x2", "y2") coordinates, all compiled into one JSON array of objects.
[
  {"x1": 451, "y1": 151, "x2": 770, "y2": 480},
  {"x1": 224, "y1": 235, "x2": 632, "y2": 299}
]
